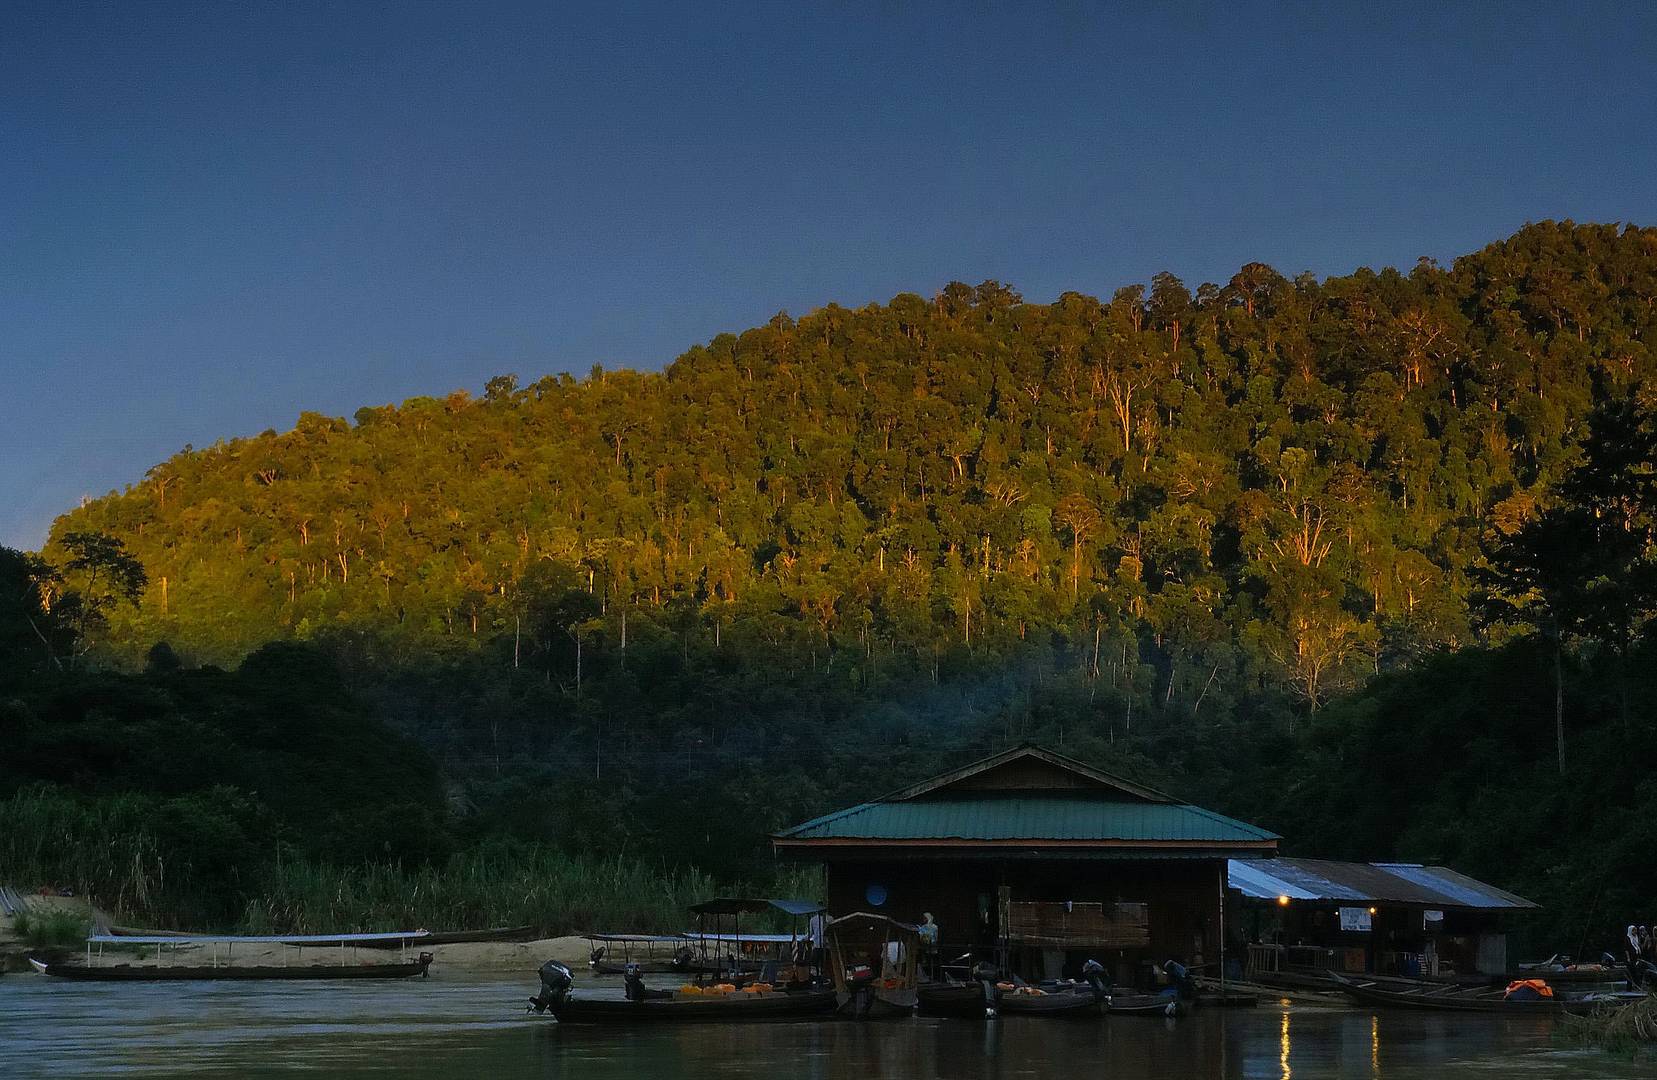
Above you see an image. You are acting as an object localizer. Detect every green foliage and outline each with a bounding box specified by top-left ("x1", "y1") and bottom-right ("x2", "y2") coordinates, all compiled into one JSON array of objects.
[
  {"x1": 12, "y1": 907, "x2": 92, "y2": 948},
  {"x1": 240, "y1": 846, "x2": 822, "y2": 935}
]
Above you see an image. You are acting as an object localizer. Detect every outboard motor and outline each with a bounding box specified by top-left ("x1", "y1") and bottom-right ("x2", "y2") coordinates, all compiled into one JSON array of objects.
[
  {"x1": 845, "y1": 961, "x2": 877, "y2": 1019},
  {"x1": 623, "y1": 962, "x2": 672, "y2": 1002},
  {"x1": 973, "y1": 961, "x2": 1002, "y2": 1019},
  {"x1": 1081, "y1": 959, "x2": 1111, "y2": 1002},
  {"x1": 530, "y1": 959, "x2": 574, "y2": 1015}
]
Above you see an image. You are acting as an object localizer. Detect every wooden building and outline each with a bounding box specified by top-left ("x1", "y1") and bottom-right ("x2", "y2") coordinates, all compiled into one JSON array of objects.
[
  {"x1": 1228, "y1": 857, "x2": 1539, "y2": 980},
  {"x1": 773, "y1": 745, "x2": 1279, "y2": 985}
]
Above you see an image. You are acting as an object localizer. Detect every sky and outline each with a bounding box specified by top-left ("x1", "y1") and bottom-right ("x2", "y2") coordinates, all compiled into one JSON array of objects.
[{"x1": 3, "y1": 2, "x2": 1655, "y2": 551}]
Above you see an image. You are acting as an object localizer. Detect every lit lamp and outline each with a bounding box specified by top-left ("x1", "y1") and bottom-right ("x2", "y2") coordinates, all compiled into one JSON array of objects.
[
  {"x1": 1368, "y1": 907, "x2": 1377, "y2": 916},
  {"x1": 1277, "y1": 895, "x2": 1290, "y2": 907}
]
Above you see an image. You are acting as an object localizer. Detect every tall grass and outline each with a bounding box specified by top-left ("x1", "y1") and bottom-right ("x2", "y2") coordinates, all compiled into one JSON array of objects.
[
  {"x1": 1, "y1": 785, "x2": 825, "y2": 934},
  {"x1": 0, "y1": 786, "x2": 167, "y2": 922},
  {"x1": 1563, "y1": 996, "x2": 1657, "y2": 1052},
  {"x1": 242, "y1": 849, "x2": 826, "y2": 934}
]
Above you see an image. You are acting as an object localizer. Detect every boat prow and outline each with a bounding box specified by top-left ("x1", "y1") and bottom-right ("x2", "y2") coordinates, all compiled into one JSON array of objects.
[{"x1": 28, "y1": 958, "x2": 48, "y2": 975}]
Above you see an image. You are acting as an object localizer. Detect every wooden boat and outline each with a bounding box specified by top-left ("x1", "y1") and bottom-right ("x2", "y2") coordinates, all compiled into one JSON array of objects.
[
  {"x1": 530, "y1": 959, "x2": 834, "y2": 1024},
  {"x1": 1108, "y1": 992, "x2": 1186, "y2": 1017},
  {"x1": 826, "y1": 913, "x2": 919, "y2": 1019},
  {"x1": 920, "y1": 961, "x2": 1109, "y2": 1020},
  {"x1": 917, "y1": 980, "x2": 992, "y2": 1018},
  {"x1": 29, "y1": 954, "x2": 432, "y2": 981},
  {"x1": 35, "y1": 930, "x2": 434, "y2": 981},
  {"x1": 1328, "y1": 972, "x2": 1636, "y2": 1014},
  {"x1": 995, "y1": 985, "x2": 1102, "y2": 1017}
]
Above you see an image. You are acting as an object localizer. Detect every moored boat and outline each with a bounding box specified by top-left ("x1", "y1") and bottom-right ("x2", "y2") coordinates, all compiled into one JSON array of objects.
[
  {"x1": 31, "y1": 931, "x2": 433, "y2": 981},
  {"x1": 530, "y1": 960, "x2": 836, "y2": 1023},
  {"x1": 1328, "y1": 971, "x2": 1638, "y2": 1014},
  {"x1": 826, "y1": 912, "x2": 920, "y2": 1019}
]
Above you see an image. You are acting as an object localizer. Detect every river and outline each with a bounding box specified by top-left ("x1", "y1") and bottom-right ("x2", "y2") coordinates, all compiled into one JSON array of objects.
[{"x1": 2, "y1": 972, "x2": 1652, "y2": 1079}]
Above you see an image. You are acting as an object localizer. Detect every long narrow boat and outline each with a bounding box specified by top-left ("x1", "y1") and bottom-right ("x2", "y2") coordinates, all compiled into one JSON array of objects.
[
  {"x1": 531, "y1": 959, "x2": 834, "y2": 1023},
  {"x1": 31, "y1": 931, "x2": 434, "y2": 981},
  {"x1": 917, "y1": 980, "x2": 991, "y2": 1018},
  {"x1": 30, "y1": 954, "x2": 432, "y2": 980},
  {"x1": 996, "y1": 986, "x2": 1102, "y2": 1017},
  {"x1": 1328, "y1": 972, "x2": 1635, "y2": 1014},
  {"x1": 1107, "y1": 992, "x2": 1187, "y2": 1017}
]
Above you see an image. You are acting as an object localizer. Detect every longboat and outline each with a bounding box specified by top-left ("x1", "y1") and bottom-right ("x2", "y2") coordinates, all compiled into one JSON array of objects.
[
  {"x1": 530, "y1": 961, "x2": 837, "y2": 1024},
  {"x1": 1107, "y1": 991, "x2": 1187, "y2": 1017},
  {"x1": 826, "y1": 912, "x2": 920, "y2": 1020},
  {"x1": 31, "y1": 931, "x2": 433, "y2": 981},
  {"x1": 1327, "y1": 971, "x2": 1637, "y2": 1014},
  {"x1": 917, "y1": 980, "x2": 992, "y2": 1018},
  {"x1": 918, "y1": 961, "x2": 1108, "y2": 1019},
  {"x1": 532, "y1": 898, "x2": 834, "y2": 1025}
]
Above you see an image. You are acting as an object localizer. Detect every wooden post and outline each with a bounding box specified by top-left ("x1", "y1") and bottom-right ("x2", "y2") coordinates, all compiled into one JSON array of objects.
[{"x1": 1219, "y1": 862, "x2": 1226, "y2": 996}]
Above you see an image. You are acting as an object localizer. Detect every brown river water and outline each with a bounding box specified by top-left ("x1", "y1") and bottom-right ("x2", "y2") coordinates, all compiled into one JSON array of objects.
[{"x1": 3, "y1": 971, "x2": 1655, "y2": 1079}]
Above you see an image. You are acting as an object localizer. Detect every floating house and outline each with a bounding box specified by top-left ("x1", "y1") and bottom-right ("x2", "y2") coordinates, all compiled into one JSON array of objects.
[
  {"x1": 1228, "y1": 857, "x2": 1538, "y2": 980},
  {"x1": 773, "y1": 744, "x2": 1279, "y2": 984}
]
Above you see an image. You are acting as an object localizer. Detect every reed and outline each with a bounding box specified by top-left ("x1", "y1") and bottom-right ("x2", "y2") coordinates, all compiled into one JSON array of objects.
[
  {"x1": 0, "y1": 786, "x2": 167, "y2": 922},
  {"x1": 241, "y1": 848, "x2": 824, "y2": 934},
  {"x1": 1, "y1": 785, "x2": 824, "y2": 934},
  {"x1": 1563, "y1": 996, "x2": 1657, "y2": 1052}
]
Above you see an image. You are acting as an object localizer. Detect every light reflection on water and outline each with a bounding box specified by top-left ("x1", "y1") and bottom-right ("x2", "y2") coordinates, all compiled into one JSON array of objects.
[{"x1": 2, "y1": 973, "x2": 1654, "y2": 1079}]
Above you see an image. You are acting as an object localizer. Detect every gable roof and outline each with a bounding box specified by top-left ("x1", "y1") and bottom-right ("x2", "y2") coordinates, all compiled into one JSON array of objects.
[
  {"x1": 774, "y1": 744, "x2": 1278, "y2": 855},
  {"x1": 876, "y1": 744, "x2": 1175, "y2": 804}
]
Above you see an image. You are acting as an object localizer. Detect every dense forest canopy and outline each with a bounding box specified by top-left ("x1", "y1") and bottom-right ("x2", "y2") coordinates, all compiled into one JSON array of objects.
[
  {"x1": 51, "y1": 222, "x2": 1657, "y2": 698},
  {"x1": 8, "y1": 220, "x2": 1657, "y2": 948}
]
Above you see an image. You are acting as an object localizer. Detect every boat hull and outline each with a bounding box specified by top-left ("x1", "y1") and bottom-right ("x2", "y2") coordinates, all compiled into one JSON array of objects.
[
  {"x1": 29, "y1": 956, "x2": 432, "y2": 981},
  {"x1": 547, "y1": 989, "x2": 837, "y2": 1024},
  {"x1": 917, "y1": 982, "x2": 989, "y2": 1018},
  {"x1": 996, "y1": 989, "x2": 1102, "y2": 1017},
  {"x1": 1108, "y1": 993, "x2": 1186, "y2": 1017},
  {"x1": 1328, "y1": 972, "x2": 1612, "y2": 1014}
]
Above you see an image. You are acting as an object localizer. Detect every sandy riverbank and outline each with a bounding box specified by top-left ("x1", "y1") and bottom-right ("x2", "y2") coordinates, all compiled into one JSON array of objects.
[{"x1": 0, "y1": 898, "x2": 590, "y2": 974}]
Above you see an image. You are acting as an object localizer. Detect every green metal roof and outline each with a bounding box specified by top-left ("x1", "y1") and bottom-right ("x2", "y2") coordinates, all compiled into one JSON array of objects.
[{"x1": 776, "y1": 796, "x2": 1279, "y2": 845}]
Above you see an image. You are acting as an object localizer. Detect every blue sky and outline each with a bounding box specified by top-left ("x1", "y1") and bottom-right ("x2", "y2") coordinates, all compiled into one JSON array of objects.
[{"x1": 3, "y1": 2, "x2": 1654, "y2": 550}]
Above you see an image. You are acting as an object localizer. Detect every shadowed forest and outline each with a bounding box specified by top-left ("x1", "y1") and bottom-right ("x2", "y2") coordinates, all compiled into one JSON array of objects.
[{"x1": 5, "y1": 221, "x2": 1657, "y2": 952}]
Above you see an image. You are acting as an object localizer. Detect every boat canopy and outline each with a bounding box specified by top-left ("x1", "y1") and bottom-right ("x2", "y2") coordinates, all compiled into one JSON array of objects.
[
  {"x1": 688, "y1": 897, "x2": 825, "y2": 917},
  {"x1": 583, "y1": 932, "x2": 689, "y2": 944},
  {"x1": 827, "y1": 912, "x2": 920, "y2": 938},
  {"x1": 87, "y1": 931, "x2": 429, "y2": 946}
]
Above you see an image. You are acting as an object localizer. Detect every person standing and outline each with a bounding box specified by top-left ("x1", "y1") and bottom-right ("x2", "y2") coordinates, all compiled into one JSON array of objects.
[{"x1": 918, "y1": 912, "x2": 940, "y2": 980}]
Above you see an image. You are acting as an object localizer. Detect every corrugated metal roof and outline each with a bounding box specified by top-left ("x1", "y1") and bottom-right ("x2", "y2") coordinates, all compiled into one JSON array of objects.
[
  {"x1": 776, "y1": 796, "x2": 1279, "y2": 844},
  {"x1": 1374, "y1": 864, "x2": 1538, "y2": 910},
  {"x1": 1227, "y1": 858, "x2": 1537, "y2": 910}
]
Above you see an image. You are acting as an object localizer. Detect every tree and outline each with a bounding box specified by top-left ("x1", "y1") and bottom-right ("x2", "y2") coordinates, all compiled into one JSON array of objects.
[
  {"x1": 54, "y1": 531, "x2": 148, "y2": 665},
  {"x1": 1478, "y1": 383, "x2": 1657, "y2": 772}
]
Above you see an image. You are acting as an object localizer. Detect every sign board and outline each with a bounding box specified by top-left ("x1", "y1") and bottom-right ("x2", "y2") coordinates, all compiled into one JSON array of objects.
[
  {"x1": 1338, "y1": 906, "x2": 1373, "y2": 932},
  {"x1": 1423, "y1": 909, "x2": 1444, "y2": 931}
]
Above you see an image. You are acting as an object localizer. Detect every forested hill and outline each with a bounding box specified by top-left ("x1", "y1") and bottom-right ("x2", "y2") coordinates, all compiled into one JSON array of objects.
[{"x1": 50, "y1": 222, "x2": 1657, "y2": 711}]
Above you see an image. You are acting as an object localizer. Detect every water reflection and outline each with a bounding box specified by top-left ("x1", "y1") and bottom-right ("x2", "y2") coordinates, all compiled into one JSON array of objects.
[{"x1": 2, "y1": 974, "x2": 1653, "y2": 1080}]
